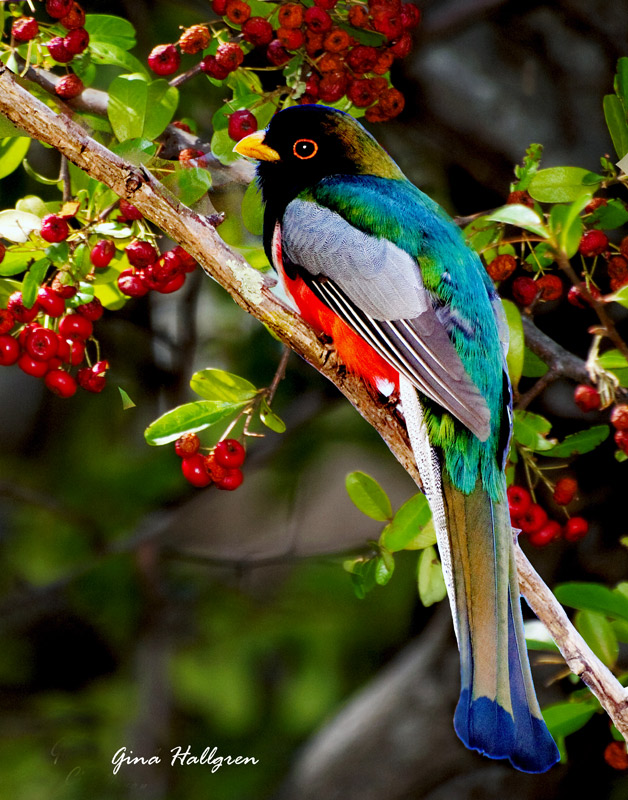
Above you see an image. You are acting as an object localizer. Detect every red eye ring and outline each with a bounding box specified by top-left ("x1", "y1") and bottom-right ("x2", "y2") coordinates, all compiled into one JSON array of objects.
[{"x1": 293, "y1": 138, "x2": 318, "y2": 160}]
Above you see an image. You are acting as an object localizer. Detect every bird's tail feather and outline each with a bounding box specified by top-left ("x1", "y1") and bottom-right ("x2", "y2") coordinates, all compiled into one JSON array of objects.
[{"x1": 399, "y1": 376, "x2": 559, "y2": 773}]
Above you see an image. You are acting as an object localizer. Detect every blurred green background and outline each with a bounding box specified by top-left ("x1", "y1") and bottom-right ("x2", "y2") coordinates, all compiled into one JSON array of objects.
[{"x1": 1, "y1": 1, "x2": 628, "y2": 799}]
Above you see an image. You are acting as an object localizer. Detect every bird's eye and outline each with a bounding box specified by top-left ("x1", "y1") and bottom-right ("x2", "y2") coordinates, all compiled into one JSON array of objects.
[{"x1": 293, "y1": 139, "x2": 318, "y2": 160}]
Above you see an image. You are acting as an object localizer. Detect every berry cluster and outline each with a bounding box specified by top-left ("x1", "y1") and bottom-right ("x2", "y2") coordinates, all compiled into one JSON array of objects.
[
  {"x1": 573, "y1": 389, "x2": 628, "y2": 455},
  {"x1": 485, "y1": 202, "x2": 628, "y2": 309},
  {"x1": 147, "y1": 0, "x2": 420, "y2": 134},
  {"x1": 507, "y1": 480, "x2": 588, "y2": 547},
  {"x1": 10, "y1": 0, "x2": 90, "y2": 99},
  {"x1": 175, "y1": 434, "x2": 246, "y2": 490},
  {"x1": 117, "y1": 241, "x2": 197, "y2": 298}
]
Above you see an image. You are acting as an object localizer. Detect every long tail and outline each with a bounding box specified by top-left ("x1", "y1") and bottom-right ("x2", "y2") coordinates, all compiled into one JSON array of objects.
[{"x1": 399, "y1": 377, "x2": 559, "y2": 773}]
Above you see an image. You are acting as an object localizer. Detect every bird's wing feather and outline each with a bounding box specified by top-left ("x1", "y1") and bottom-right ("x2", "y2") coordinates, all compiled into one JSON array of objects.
[{"x1": 281, "y1": 199, "x2": 491, "y2": 440}]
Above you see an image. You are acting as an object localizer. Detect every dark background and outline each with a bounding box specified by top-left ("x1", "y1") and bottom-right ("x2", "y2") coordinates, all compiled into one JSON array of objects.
[{"x1": 1, "y1": 1, "x2": 627, "y2": 798}]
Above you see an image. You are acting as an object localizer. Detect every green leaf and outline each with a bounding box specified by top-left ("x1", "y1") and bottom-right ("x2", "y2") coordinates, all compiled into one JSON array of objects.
[
  {"x1": 118, "y1": 387, "x2": 136, "y2": 410},
  {"x1": 211, "y1": 126, "x2": 239, "y2": 166},
  {"x1": 542, "y1": 701, "x2": 597, "y2": 739},
  {"x1": 0, "y1": 278, "x2": 21, "y2": 305},
  {"x1": 345, "y1": 471, "x2": 393, "y2": 521},
  {"x1": 108, "y1": 74, "x2": 148, "y2": 142},
  {"x1": 0, "y1": 137, "x2": 31, "y2": 180},
  {"x1": 485, "y1": 205, "x2": 549, "y2": 238},
  {"x1": 21, "y1": 158, "x2": 61, "y2": 187},
  {"x1": 190, "y1": 368, "x2": 257, "y2": 403},
  {"x1": 550, "y1": 193, "x2": 593, "y2": 258},
  {"x1": 513, "y1": 409, "x2": 556, "y2": 451},
  {"x1": 241, "y1": 180, "x2": 264, "y2": 236},
  {"x1": 610, "y1": 284, "x2": 628, "y2": 310},
  {"x1": 259, "y1": 397, "x2": 286, "y2": 433},
  {"x1": 604, "y1": 94, "x2": 628, "y2": 160},
  {"x1": 374, "y1": 553, "x2": 394, "y2": 586},
  {"x1": 15, "y1": 196, "x2": 47, "y2": 218},
  {"x1": 417, "y1": 546, "x2": 447, "y2": 607},
  {"x1": 575, "y1": 610, "x2": 618, "y2": 667},
  {"x1": 144, "y1": 400, "x2": 240, "y2": 446},
  {"x1": 0, "y1": 116, "x2": 24, "y2": 138},
  {"x1": 529, "y1": 167, "x2": 602, "y2": 203},
  {"x1": 90, "y1": 42, "x2": 148, "y2": 77},
  {"x1": 111, "y1": 138, "x2": 158, "y2": 166},
  {"x1": 0, "y1": 210, "x2": 42, "y2": 243},
  {"x1": 0, "y1": 250, "x2": 32, "y2": 277},
  {"x1": 162, "y1": 166, "x2": 212, "y2": 206},
  {"x1": 555, "y1": 582, "x2": 628, "y2": 622},
  {"x1": 21, "y1": 258, "x2": 50, "y2": 307},
  {"x1": 588, "y1": 198, "x2": 628, "y2": 230},
  {"x1": 381, "y1": 492, "x2": 433, "y2": 552},
  {"x1": 512, "y1": 143, "x2": 543, "y2": 191},
  {"x1": 93, "y1": 222, "x2": 133, "y2": 239},
  {"x1": 611, "y1": 618, "x2": 628, "y2": 645},
  {"x1": 502, "y1": 299, "x2": 524, "y2": 388},
  {"x1": 544, "y1": 425, "x2": 609, "y2": 458},
  {"x1": 143, "y1": 80, "x2": 179, "y2": 140},
  {"x1": 598, "y1": 349, "x2": 628, "y2": 387},
  {"x1": 84, "y1": 14, "x2": 136, "y2": 50},
  {"x1": 522, "y1": 347, "x2": 548, "y2": 377}
]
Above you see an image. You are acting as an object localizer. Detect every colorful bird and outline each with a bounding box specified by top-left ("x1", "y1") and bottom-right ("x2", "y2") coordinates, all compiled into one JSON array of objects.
[{"x1": 234, "y1": 105, "x2": 559, "y2": 772}]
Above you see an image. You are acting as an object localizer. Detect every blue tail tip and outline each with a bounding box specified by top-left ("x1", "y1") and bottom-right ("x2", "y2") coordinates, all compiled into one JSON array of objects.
[{"x1": 454, "y1": 691, "x2": 560, "y2": 773}]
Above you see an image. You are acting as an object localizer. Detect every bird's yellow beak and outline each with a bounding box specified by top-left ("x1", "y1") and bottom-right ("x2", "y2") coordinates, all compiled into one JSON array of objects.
[{"x1": 233, "y1": 130, "x2": 280, "y2": 162}]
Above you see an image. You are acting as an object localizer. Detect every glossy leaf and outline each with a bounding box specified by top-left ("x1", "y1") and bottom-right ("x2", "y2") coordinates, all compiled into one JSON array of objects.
[
  {"x1": 84, "y1": 14, "x2": 136, "y2": 50},
  {"x1": 550, "y1": 193, "x2": 592, "y2": 258},
  {"x1": 190, "y1": 368, "x2": 257, "y2": 403},
  {"x1": 21, "y1": 258, "x2": 50, "y2": 307},
  {"x1": 259, "y1": 398, "x2": 286, "y2": 433},
  {"x1": 486, "y1": 204, "x2": 549, "y2": 238},
  {"x1": 610, "y1": 284, "x2": 628, "y2": 310},
  {"x1": 522, "y1": 347, "x2": 548, "y2": 377},
  {"x1": 0, "y1": 210, "x2": 42, "y2": 242},
  {"x1": 575, "y1": 610, "x2": 618, "y2": 667},
  {"x1": 108, "y1": 75, "x2": 148, "y2": 142},
  {"x1": 604, "y1": 94, "x2": 628, "y2": 160},
  {"x1": 111, "y1": 138, "x2": 158, "y2": 166},
  {"x1": 555, "y1": 582, "x2": 628, "y2": 622},
  {"x1": 374, "y1": 553, "x2": 394, "y2": 586},
  {"x1": 345, "y1": 472, "x2": 393, "y2": 521},
  {"x1": 144, "y1": 401, "x2": 240, "y2": 446},
  {"x1": 542, "y1": 701, "x2": 597, "y2": 739},
  {"x1": 529, "y1": 167, "x2": 602, "y2": 202},
  {"x1": 0, "y1": 116, "x2": 24, "y2": 138},
  {"x1": 163, "y1": 167, "x2": 212, "y2": 206},
  {"x1": 21, "y1": 158, "x2": 60, "y2": 187},
  {"x1": 0, "y1": 250, "x2": 32, "y2": 277},
  {"x1": 143, "y1": 80, "x2": 179, "y2": 140},
  {"x1": 417, "y1": 546, "x2": 447, "y2": 607},
  {"x1": 512, "y1": 142, "x2": 543, "y2": 190},
  {"x1": 381, "y1": 492, "x2": 433, "y2": 552},
  {"x1": 544, "y1": 425, "x2": 609, "y2": 457},
  {"x1": 241, "y1": 181, "x2": 264, "y2": 236},
  {"x1": 502, "y1": 299, "x2": 524, "y2": 388},
  {"x1": 588, "y1": 198, "x2": 628, "y2": 230},
  {"x1": 89, "y1": 42, "x2": 148, "y2": 76},
  {"x1": 0, "y1": 137, "x2": 31, "y2": 181},
  {"x1": 513, "y1": 409, "x2": 556, "y2": 451},
  {"x1": 598, "y1": 349, "x2": 628, "y2": 387},
  {"x1": 118, "y1": 388, "x2": 136, "y2": 410}
]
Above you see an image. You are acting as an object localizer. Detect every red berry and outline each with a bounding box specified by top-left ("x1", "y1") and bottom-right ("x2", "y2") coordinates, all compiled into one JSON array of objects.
[
  {"x1": 37, "y1": 286, "x2": 66, "y2": 317},
  {"x1": 578, "y1": 229, "x2": 609, "y2": 257},
  {"x1": 512, "y1": 275, "x2": 538, "y2": 306},
  {"x1": 51, "y1": 272, "x2": 77, "y2": 298},
  {"x1": 372, "y1": 7, "x2": 404, "y2": 40},
  {"x1": 553, "y1": 477, "x2": 578, "y2": 505},
  {"x1": 378, "y1": 87, "x2": 405, "y2": 118},
  {"x1": 40, "y1": 214, "x2": 69, "y2": 243},
  {"x1": 91, "y1": 239, "x2": 116, "y2": 269},
  {"x1": 148, "y1": 44, "x2": 181, "y2": 76},
  {"x1": 564, "y1": 516, "x2": 588, "y2": 542},
  {"x1": 604, "y1": 741, "x2": 628, "y2": 771},
  {"x1": 12, "y1": 17, "x2": 39, "y2": 42},
  {"x1": 118, "y1": 199, "x2": 143, "y2": 221},
  {"x1": 242, "y1": 17, "x2": 273, "y2": 46},
  {"x1": 611, "y1": 404, "x2": 628, "y2": 431},
  {"x1": 205, "y1": 453, "x2": 228, "y2": 483},
  {"x1": 200, "y1": 56, "x2": 230, "y2": 80},
  {"x1": 615, "y1": 429, "x2": 628, "y2": 455},
  {"x1": 59, "y1": 313, "x2": 92, "y2": 341},
  {"x1": 45, "y1": 369, "x2": 77, "y2": 397},
  {"x1": 178, "y1": 24, "x2": 210, "y2": 54},
  {"x1": 175, "y1": 433, "x2": 200, "y2": 458},
  {"x1": 55, "y1": 74, "x2": 84, "y2": 100},
  {"x1": 65, "y1": 339, "x2": 85, "y2": 366},
  {"x1": 225, "y1": 0, "x2": 251, "y2": 24},
  {"x1": 0, "y1": 242, "x2": 4, "y2": 264},
  {"x1": 518, "y1": 502, "x2": 548, "y2": 534},
  {"x1": 63, "y1": 27, "x2": 89, "y2": 55},
  {"x1": 583, "y1": 197, "x2": 607, "y2": 214},
  {"x1": 608, "y1": 255, "x2": 628, "y2": 280},
  {"x1": 212, "y1": 0, "x2": 228, "y2": 13},
  {"x1": 304, "y1": 6, "x2": 332, "y2": 32},
  {"x1": 0, "y1": 334, "x2": 20, "y2": 366},
  {"x1": 574, "y1": 384, "x2": 601, "y2": 413},
  {"x1": 118, "y1": 269, "x2": 150, "y2": 297},
  {"x1": 0, "y1": 309, "x2": 15, "y2": 334},
  {"x1": 215, "y1": 42, "x2": 245, "y2": 72},
  {"x1": 348, "y1": 5, "x2": 370, "y2": 27},
  {"x1": 7, "y1": 292, "x2": 38, "y2": 323},
  {"x1": 155, "y1": 272, "x2": 185, "y2": 294},
  {"x1": 18, "y1": 353, "x2": 49, "y2": 378},
  {"x1": 76, "y1": 297, "x2": 103, "y2": 321},
  {"x1": 278, "y1": 3, "x2": 304, "y2": 28},
  {"x1": 214, "y1": 438, "x2": 246, "y2": 468},
  {"x1": 47, "y1": 37, "x2": 73, "y2": 63},
  {"x1": 172, "y1": 246, "x2": 196, "y2": 272},
  {"x1": 216, "y1": 467, "x2": 244, "y2": 491},
  {"x1": 347, "y1": 44, "x2": 378, "y2": 74},
  {"x1": 266, "y1": 39, "x2": 292, "y2": 66},
  {"x1": 567, "y1": 284, "x2": 601, "y2": 308},
  {"x1": 59, "y1": 1, "x2": 85, "y2": 29},
  {"x1": 277, "y1": 27, "x2": 305, "y2": 50},
  {"x1": 126, "y1": 240, "x2": 158, "y2": 269},
  {"x1": 182, "y1": 454, "x2": 212, "y2": 487},
  {"x1": 348, "y1": 78, "x2": 379, "y2": 108},
  {"x1": 536, "y1": 273, "x2": 563, "y2": 301},
  {"x1": 228, "y1": 109, "x2": 258, "y2": 142},
  {"x1": 401, "y1": 3, "x2": 421, "y2": 29},
  {"x1": 25, "y1": 327, "x2": 58, "y2": 361},
  {"x1": 77, "y1": 363, "x2": 107, "y2": 393},
  {"x1": 507, "y1": 485, "x2": 532, "y2": 520},
  {"x1": 18, "y1": 321, "x2": 41, "y2": 348},
  {"x1": 388, "y1": 32, "x2": 413, "y2": 58},
  {"x1": 319, "y1": 70, "x2": 348, "y2": 102},
  {"x1": 528, "y1": 520, "x2": 562, "y2": 547},
  {"x1": 507, "y1": 190, "x2": 535, "y2": 208},
  {"x1": 45, "y1": 0, "x2": 73, "y2": 18}
]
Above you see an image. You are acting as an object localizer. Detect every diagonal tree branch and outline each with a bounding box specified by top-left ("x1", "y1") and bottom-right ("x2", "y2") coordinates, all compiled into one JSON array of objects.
[{"x1": 1, "y1": 63, "x2": 627, "y2": 742}]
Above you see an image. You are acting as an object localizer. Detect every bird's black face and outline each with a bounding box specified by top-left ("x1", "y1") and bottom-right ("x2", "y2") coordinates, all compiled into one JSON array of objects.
[{"x1": 233, "y1": 105, "x2": 402, "y2": 215}]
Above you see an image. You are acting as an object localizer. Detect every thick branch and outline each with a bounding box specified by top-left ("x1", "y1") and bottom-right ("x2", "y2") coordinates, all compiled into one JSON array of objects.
[{"x1": 2, "y1": 64, "x2": 627, "y2": 741}]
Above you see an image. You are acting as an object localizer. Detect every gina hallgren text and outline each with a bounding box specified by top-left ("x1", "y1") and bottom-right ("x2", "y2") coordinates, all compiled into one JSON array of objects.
[{"x1": 111, "y1": 746, "x2": 259, "y2": 775}]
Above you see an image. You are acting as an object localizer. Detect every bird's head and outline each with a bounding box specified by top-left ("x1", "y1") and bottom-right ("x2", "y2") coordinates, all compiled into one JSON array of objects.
[{"x1": 233, "y1": 105, "x2": 403, "y2": 206}]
